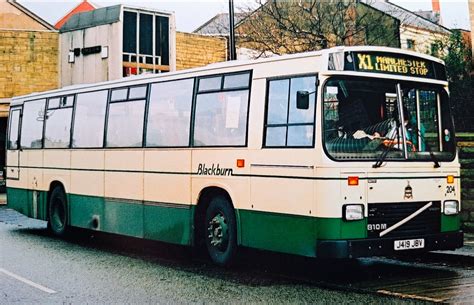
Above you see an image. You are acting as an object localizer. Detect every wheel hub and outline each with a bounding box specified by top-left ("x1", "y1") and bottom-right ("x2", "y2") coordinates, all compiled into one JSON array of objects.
[{"x1": 207, "y1": 213, "x2": 228, "y2": 251}]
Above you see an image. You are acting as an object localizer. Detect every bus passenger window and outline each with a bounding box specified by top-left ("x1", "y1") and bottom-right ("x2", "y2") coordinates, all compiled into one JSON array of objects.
[
  {"x1": 44, "y1": 95, "x2": 74, "y2": 149},
  {"x1": 264, "y1": 75, "x2": 316, "y2": 147},
  {"x1": 146, "y1": 79, "x2": 194, "y2": 147},
  {"x1": 193, "y1": 72, "x2": 251, "y2": 147},
  {"x1": 7, "y1": 109, "x2": 21, "y2": 150},
  {"x1": 106, "y1": 100, "x2": 146, "y2": 147},
  {"x1": 72, "y1": 90, "x2": 108, "y2": 148},
  {"x1": 20, "y1": 99, "x2": 46, "y2": 149}
]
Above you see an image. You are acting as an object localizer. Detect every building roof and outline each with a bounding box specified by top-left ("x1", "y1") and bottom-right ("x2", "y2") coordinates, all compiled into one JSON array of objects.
[
  {"x1": 60, "y1": 4, "x2": 121, "y2": 33},
  {"x1": 54, "y1": 0, "x2": 97, "y2": 30},
  {"x1": 364, "y1": 1, "x2": 451, "y2": 35},
  {"x1": 193, "y1": 13, "x2": 246, "y2": 35},
  {"x1": 7, "y1": 0, "x2": 56, "y2": 30},
  {"x1": 414, "y1": 10, "x2": 441, "y2": 25}
]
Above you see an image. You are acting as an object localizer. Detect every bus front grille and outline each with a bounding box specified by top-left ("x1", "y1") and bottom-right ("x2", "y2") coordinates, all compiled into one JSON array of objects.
[{"x1": 367, "y1": 201, "x2": 441, "y2": 238}]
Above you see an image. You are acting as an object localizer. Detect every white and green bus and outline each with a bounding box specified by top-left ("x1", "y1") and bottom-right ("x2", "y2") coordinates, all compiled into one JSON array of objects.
[{"x1": 6, "y1": 46, "x2": 463, "y2": 265}]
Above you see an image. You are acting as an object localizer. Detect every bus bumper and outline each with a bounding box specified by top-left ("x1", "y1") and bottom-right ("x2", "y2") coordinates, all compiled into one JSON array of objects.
[{"x1": 316, "y1": 231, "x2": 464, "y2": 259}]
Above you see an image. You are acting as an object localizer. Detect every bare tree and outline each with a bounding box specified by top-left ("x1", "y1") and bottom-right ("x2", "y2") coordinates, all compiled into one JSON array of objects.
[{"x1": 236, "y1": 0, "x2": 401, "y2": 58}]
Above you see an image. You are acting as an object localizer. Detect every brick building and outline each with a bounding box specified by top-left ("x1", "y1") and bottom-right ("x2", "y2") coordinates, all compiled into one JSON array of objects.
[
  {"x1": 470, "y1": 0, "x2": 474, "y2": 63},
  {"x1": 0, "y1": 0, "x2": 58, "y2": 175}
]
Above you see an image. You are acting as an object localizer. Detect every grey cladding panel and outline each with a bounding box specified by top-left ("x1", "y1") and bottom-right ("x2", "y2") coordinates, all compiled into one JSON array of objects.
[{"x1": 60, "y1": 5, "x2": 121, "y2": 32}]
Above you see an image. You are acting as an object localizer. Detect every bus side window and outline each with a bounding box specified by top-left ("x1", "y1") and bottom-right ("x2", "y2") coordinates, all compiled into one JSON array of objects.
[
  {"x1": 72, "y1": 90, "x2": 108, "y2": 148},
  {"x1": 20, "y1": 99, "x2": 46, "y2": 149},
  {"x1": 146, "y1": 79, "x2": 194, "y2": 147},
  {"x1": 193, "y1": 72, "x2": 251, "y2": 147},
  {"x1": 264, "y1": 75, "x2": 316, "y2": 147},
  {"x1": 8, "y1": 109, "x2": 21, "y2": 150}
]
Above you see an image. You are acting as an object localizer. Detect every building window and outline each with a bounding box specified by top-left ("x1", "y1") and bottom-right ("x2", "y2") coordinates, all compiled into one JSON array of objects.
[
  {"x1": 122, "y1": 10, "x2": 170, "y2": 76},
  {"x1": 264, "y1": 76, "x2": 317, "y2": 148},
  {"x1": 407, "y1": 39, "x2": 415, "y2": 50},
  {"x1": 193, "y1": 72, "x2": 251, "y2": 147},
  {"x1": 431, "y1": 43, "x2": 440, "y2": 57}
]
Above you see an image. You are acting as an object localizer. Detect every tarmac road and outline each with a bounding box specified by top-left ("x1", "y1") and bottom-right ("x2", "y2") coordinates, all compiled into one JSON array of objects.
[{"x1": 1, "y1": 206, "x2": 470, "y2": 304}]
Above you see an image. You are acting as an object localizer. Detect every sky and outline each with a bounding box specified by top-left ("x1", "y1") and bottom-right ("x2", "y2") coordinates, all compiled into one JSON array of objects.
[{"x1": 18, "y1": 0, "x2": 471, "y2": 32}]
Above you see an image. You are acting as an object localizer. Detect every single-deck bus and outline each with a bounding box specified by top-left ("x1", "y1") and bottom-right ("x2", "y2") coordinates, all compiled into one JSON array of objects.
[{"x1": 6, "y1": 46, "x2": 463, "y2": 265}]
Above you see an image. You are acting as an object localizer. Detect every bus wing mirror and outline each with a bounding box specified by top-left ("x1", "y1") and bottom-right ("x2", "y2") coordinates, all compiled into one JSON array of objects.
[{"x1": 296, "y1": 91, "x2": 310, "y2": 110}]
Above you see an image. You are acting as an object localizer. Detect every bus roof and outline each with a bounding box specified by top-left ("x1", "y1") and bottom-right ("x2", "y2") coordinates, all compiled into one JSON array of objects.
[{"x1": 10, "y1": 46, "x2": 445, "y2": 105}]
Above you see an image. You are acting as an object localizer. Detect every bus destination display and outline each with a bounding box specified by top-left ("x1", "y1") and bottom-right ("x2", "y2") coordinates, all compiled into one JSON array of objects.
[{"x1": 350, "y1": 52, "x2": 440, "y2": 79}]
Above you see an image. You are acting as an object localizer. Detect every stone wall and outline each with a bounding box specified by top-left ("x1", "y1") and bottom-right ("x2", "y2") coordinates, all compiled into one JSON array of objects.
[
  {"x1": 176, "y1": 32, "x2": 227, "y2": 70},
  {"x1": 0, "y1": 30, "x2": 59, "y2": 99},
  {"x1": 459, "y1": 136, "x2": 474, "y2": 232}
]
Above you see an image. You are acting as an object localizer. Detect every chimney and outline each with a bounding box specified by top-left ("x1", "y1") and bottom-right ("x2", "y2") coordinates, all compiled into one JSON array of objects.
[
  {"x1": 432, "y1": 0, "x2": 441, "y2": 13},
  {"x1": 470, "y1": 0, "x2": 474, "y2": 66}
]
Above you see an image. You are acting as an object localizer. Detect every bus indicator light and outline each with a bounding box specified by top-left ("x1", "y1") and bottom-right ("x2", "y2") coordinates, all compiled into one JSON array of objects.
[
  {"x1": 237, "y1": 159, "x2": 245, "y2": 168},
  {"x1": 348, "y1": 176, "x2": 359, "y2": 186},
  {"x1": 447, "y1": 175, "x2": 454, "y2": 184}
]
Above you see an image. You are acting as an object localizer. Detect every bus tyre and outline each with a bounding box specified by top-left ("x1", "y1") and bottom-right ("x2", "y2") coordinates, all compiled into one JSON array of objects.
[
  {"x1": 205, "y1": 196, "x2": 237, "y2": 266},
  {"x1": 48, "y1": 186, "x2": 68, "y2": 237}
]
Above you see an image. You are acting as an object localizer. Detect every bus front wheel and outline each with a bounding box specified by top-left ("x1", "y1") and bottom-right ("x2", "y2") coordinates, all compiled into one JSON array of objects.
[
  {"x1": 48, "y1": 186, "x2": 68, "y2": 237},
  {"x1": 204, "y1": 195, "x2": 237, "y2": 266}
]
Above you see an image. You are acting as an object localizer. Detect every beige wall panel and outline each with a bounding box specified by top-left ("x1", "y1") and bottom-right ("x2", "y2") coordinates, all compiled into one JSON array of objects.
[
  {"x1": 247, "y1": 80, "x2": 265, "y2": 150},
  {"x1": 71, "y1": 171, "x2": 104, "y2": 197},
  {"x1": 71, "y1": 150, "x2": 104, "y2": 169},
  {"x1": 27, "y1": 168, "x2": 43, "y2": 191},
  {"x1": 191, "y1": 177, "x2": 250, "y2": 209},
  {"x1": 104, "y1": 150, "x2": 143, "y2": 171},
  {"x1": 144, "y1": 150, "x2": 191, "y2": 172},
  {"x1": 249, "y1": 149, "x2": 316, "y2": 216},
  {"x1": 144, "y1": 174, "x2": 190, "y2": 204},
  {"x1": 22, "y1": 151, "x2": 43, "y2": 190},
  {"x1": 252, "y1": 56, "x2": 322, "y2": 80},
  {"x1": 366, "y1": 171, "x2": 459, "y2": 204},
  {"x1": 104, "y1": 172, "x2": 143, "y2": 200},
  {"x1": 191, "y1": 149, "x2": 250, "y2": 207},
  {"x1": 400, "y1": 26, "x2": 449, "y2": 55},
  {"x1": 43, "y1": 169, "x2": 70, "y2": 193},
  {"x1": 0, "y1": 1, "x2": 49, "y2": 30},
  {"x1": 43, "y1": 150, "x2": 70, "y2": 168},
  {"x1": 250, "y1": 178, "x2": 314, "y2": 216},
  {"x1": 144, "y1": 150, "x2": 191, "y2": 204},
  {"x1": 108, "y1": 22, "x2": 123, "y2": 81},
  {"x1": 6, "y1": 150, "x2": 20, "y2": 180},
  {"x1": 314, "y1": 179, "x2": 341, "y2": 217},
  {"x1": 70, "y1": 150, "x2": 104, "y2": 197}
]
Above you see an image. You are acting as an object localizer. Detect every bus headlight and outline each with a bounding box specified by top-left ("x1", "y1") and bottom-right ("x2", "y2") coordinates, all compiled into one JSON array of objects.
[
  {"x1": 343, "y1": 204, "x2": 364, "y2": 221},
  {"x1": 443, "y1": 200, "x2": 459, "y2": 215}
]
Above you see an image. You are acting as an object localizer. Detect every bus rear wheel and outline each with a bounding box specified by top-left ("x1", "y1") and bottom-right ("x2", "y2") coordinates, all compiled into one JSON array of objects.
[
  {"x1": 204, "y1": 195, "x2": 237, "y2": 266},
  {"x1": 48, "y1": 186, "x2": 68, "y2": 237}
]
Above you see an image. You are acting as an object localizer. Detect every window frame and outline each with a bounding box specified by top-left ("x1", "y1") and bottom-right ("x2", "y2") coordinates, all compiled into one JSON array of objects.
[
  {"x1": 69, "y1": 89, "x2": 110, "y2": 149},
  {"x1": 104, "y1": 84, "x2": 149, "y2": 149},
  {"x1": 263, "y1": 74, "x2": 318, "y2": 149},
  {"x1": 145, "y1": 77, "x2": 196, "y2": 148},
  {"x1": 7, "y1": 106, "x2": 22, "y2": 150},
  {"x1": 191, "y1": 70, "x2": 252, "y2": 148},
  {"x1": 43, "y1": 95, "x2": 75, "y2": 149},
  {"x1": 19, "y1": 98, "x2": 47, "y2": 150},
  {"x1": 320, "y1": 76, "x2": 456, "y2": 163}
]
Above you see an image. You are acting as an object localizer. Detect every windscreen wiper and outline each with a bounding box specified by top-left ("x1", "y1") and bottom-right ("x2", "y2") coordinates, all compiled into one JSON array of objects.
[
  {"x1": 372, "y1": 120, "x2": 400, "y2": 168},
  {"x1": 410, "y1": 125, "x2": 440, "y2": 168}
]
